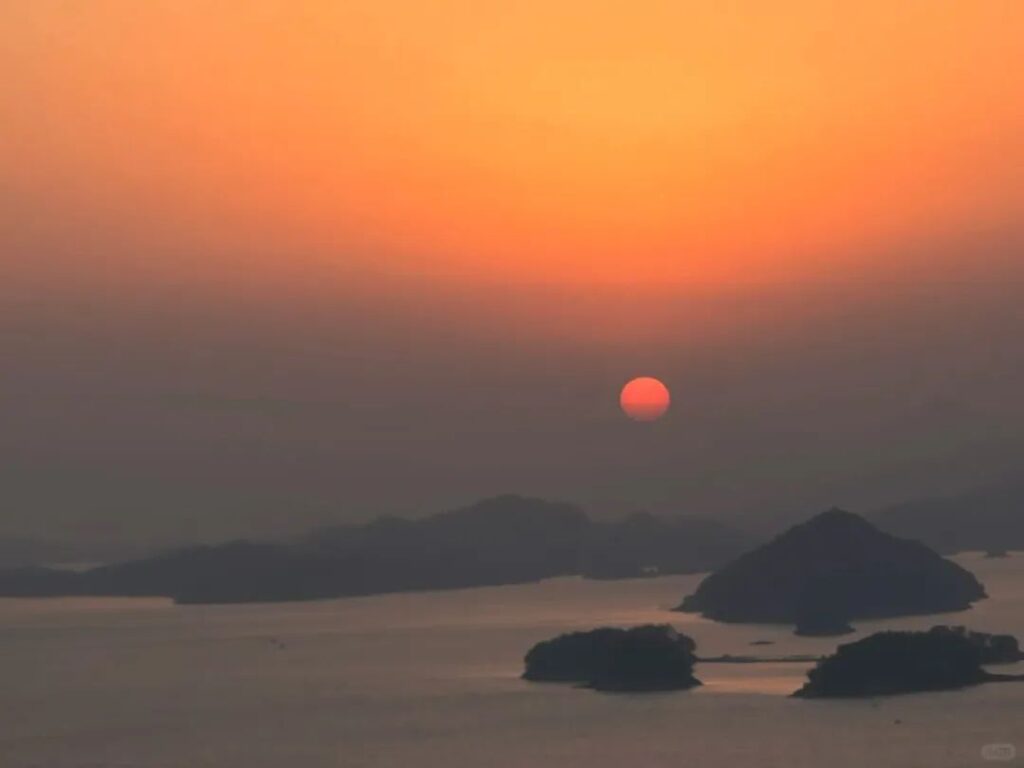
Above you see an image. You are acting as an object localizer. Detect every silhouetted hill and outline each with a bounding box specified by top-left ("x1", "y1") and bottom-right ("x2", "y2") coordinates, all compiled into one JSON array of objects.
[
  {"x1": 873, "y1": 480, "x2": 1024, "y2": 554},
  {"x1": 794, "y1": 628, "x2": 1024, "y2": 698},
  {"x1": 0, "y1": 495, "x2": 748, "y2": 604},
  {"x1": 306, "y1": 494, "x2": 589, "y2": 583},
  {"x1": 523, "y1": 625, "x2": 700, "y2": 692},
  {"x1": 579, "y1": 512, "x2": 753, "y2": 579},
  {"x1": 678, "y1": 508, "x2": 985, "y2": 627}
]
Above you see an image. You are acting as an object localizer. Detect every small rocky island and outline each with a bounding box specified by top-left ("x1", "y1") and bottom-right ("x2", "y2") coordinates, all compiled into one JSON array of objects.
[
  {"x1": 678, "y1": 508, "x2": 985, "y2": 632},
  {"x1": 794, "y1": 627, "x2": 1024, "y2": 698},
  {"x1": 523, "y1": 625, "x2": 701, "y2": 692}
]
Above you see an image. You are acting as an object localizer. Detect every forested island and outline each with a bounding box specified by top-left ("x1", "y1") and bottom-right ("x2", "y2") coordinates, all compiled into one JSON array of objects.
[
  {"x1": 523, "y1": 625, "x2": 701, "y2": 692},
  {"x1": 795, "y1": 627, "x2": 1024, "y2": 698}
]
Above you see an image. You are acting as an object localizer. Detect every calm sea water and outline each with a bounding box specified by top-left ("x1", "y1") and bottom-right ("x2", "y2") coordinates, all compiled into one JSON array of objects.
[{"x1": 2, "y1": 553, "x2": 1024, "y2": 767}]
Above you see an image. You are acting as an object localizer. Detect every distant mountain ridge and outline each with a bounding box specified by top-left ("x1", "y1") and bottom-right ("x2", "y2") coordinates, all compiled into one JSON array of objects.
[
  {"x1": 0, "y1": 495, "x2": 751, "y2": 604},
  {"x1": 872, "y1": 479, "x2": 1024, "y2": 554}
]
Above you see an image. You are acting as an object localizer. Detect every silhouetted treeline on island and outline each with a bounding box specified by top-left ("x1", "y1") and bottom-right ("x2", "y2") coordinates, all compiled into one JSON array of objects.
[
  {"x1": 928, "y1": 625, "x2": 1023, "y2": 664},
  {"x1": 523, "y1": 625, "x2": 701, "y2": 692},
  {"x1": 678, "y1": 508, "x2": 986, "y2": 633},
  {"x1": 0, "y1": 495, "x2": 751, "y2": 604},
  {"x1": 794, "y1": 627, "x2": 1024, "y2": 698},
  {"x1": 520, "y1": 623, "x2": 1023, "y2": 697}
]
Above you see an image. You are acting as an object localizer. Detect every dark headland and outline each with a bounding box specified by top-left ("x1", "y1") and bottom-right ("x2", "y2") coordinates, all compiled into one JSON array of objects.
[{"x1": 678, "y1": 508, "x2": 986, "y2": 633}]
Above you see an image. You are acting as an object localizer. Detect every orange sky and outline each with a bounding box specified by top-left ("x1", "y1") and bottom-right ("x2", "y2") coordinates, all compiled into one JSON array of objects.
[
  {"x1": 2, "y1": 0, "x2": 1022, "y2": 291},
  {"x1": 2, "y1": 1, "x2": 1024, "y2": 541}
]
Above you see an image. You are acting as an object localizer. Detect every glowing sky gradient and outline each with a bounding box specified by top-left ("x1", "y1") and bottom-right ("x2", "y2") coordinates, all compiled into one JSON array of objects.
[
  {"x1": 3, "y1": 1, "x2": 1021, "y2": 290},
  {"x1": 1, "y1": 2, "x2": 1022, "y2": 543}
]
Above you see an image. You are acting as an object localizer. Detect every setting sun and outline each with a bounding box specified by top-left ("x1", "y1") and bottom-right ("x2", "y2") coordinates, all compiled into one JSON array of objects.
[
  {"x1": 3, "y1": 2, "x2": 1024, "y2": 764},
  {"x1": 620, "y1": 377, "x2": 671, "y2": 422}
]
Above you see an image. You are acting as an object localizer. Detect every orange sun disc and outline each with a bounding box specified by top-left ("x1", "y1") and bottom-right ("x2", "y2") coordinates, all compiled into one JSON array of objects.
[{"x1": 620, "y1": 377, "x2": 670, "y2": 421}]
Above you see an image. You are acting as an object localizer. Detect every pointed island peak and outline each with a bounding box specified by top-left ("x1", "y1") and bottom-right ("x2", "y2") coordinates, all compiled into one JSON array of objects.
[{"x1": 678, "y1": 508, "x2": 986, "y2": 631}]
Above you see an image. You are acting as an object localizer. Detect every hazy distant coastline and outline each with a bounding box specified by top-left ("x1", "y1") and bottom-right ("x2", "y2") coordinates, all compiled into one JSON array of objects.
[
  {"x1": 3, "y1": 481, "x2": 1021, "y2": 606},
  {"x1": 0, "y1": 495, "x2": 751, "y2": 604}
]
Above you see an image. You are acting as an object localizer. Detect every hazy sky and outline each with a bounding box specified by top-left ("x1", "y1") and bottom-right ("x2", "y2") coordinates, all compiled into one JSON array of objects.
[{"x1": 1, "y1": 1, "x2": 1022, "y2": 545}]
